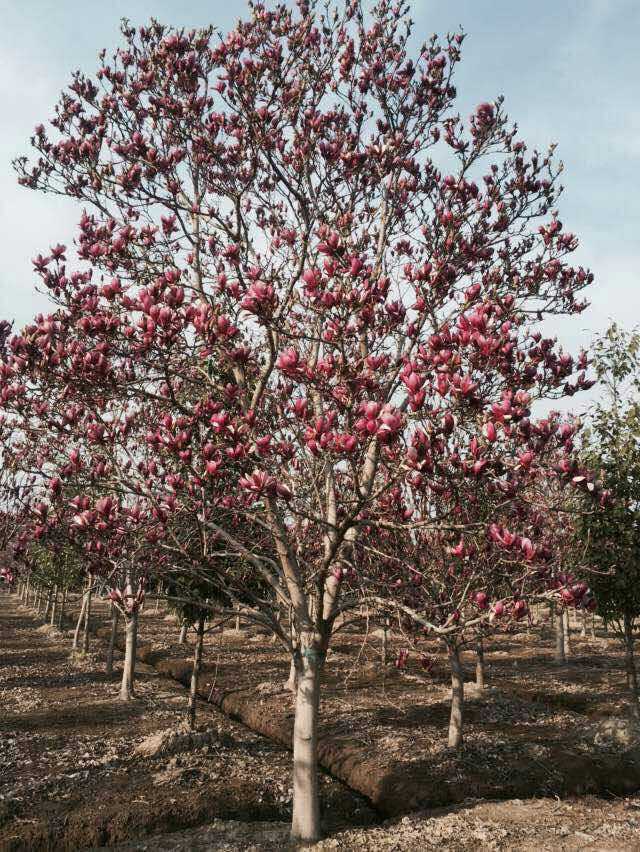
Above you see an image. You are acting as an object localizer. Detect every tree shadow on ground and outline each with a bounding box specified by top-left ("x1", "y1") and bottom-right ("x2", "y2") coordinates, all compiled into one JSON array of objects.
[{"x1": 0, "y1": 699, "x2": 149, "y2": 732}]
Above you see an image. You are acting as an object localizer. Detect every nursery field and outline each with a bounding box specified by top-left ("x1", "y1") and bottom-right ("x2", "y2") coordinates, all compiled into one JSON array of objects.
[{"x1": 2, "y1": 588, "x2": 640, "y2": 851}]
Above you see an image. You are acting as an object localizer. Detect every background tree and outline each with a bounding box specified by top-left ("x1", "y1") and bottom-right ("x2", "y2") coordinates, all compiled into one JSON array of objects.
[{"x1": 581, "y1": 323, "x2": 640, "y2": 712}]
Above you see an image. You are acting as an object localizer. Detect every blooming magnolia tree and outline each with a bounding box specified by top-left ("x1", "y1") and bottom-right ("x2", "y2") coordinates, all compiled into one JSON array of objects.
[
  {"x1": 5, "y1": 0, "x2": 597, "y2": 840},
  {"x1": 356, "y1": 447, "x2": 597, "y2": 747}
]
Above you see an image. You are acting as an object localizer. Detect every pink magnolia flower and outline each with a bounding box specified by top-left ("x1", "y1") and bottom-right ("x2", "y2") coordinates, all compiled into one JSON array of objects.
[{"x1": 276, "y1": 348, "x2": 300, "y2": 376}]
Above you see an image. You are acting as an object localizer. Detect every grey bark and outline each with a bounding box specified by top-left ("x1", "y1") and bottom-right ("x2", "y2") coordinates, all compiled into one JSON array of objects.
[
  {"x1": 43, "y1": 587, "x2": 53, "y2": 622},
  {"x1": 178, "y1": 620, "x2": 188, "y2": 644},
  {"x1": 563, "y1": 608, "x2": 572, "y2": 657},
  {"x1": 476, "y1": 638, "x2": 485, "y2": 690},
  {"x1": 106, "y1": 603, "x2": 119, "y2": 678},
  {"x1": 285, "y1": 657, "x2": 298, "y2": 693},
  {"x1": 120, "y1": 610, "x2": 138, "y2": 701},
  {"x1": 291, "y1": 639, "x2": 323, "y2": 843},
  {"x1": 50, "y1": 585, "x2": 58, "y2": 626},
  {"x1": 381, "y1": 616, "x2": 389, "y2": 666},
  {"x1": 82, "y1": 581, "x2": 92, "y2": 654},
  {"x1": 623, "y1": 613, "x2": 639, "y2": 712},
  {"x1": 58, "y1": 588, "x2": 67, "y2": 629},
  {"x1": 72, "y1": 592, "x2": 87, "y2": 650},
  {"x1": 555, "y1": 605, "x2": 566, "y2": 663},
  {"x1": 188, "y1": 617, "x2": 205, "y2": 729},
  {"x1": 448, "y1": 644, "x2": 464, "y2": 749}
]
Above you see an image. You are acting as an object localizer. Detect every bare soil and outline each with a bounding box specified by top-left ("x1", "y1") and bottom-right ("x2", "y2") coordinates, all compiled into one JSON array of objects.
[
  {"x1": 94, "y1": 598, "x2": 640, "y2": 814},
  {"x1": 2, "y1": 589, "x2": 640, "y2": 850},
  {"x1": 112, "y1": 797, "x2": 640, "y2": 851},
  {"x1": 0, "y1": 592, "x2": 375, "y2": 851}
]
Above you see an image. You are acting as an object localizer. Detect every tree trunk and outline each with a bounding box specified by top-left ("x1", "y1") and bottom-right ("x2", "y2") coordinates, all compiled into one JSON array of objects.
[
  {"x1": 106, "y1": 604, "x2": 119, "y2": 678},
  {"x1": 591, "y1": 613, "x2": 597, "y2": 640},
  {"x1": 448, "y1": 643, "x2": 464, "y2": 749},
  {"x1": 58, "y1": 588, "x2": 67, "y2": 629},
  {"x1": 563, "y1": 608, "x2": 572, "y2": 657},
  {"x1": 623, "y1": 613, "x2": 639, "y2": 712},
  {"x1": 72, "y1": 592, "x2": 87, "y2": 650},
  {"x1": 235, "y1": 606, "x2": 241, "y2": 632},
  {"x1": 43, "y1": 587, "x2": 53, "y2": 621},
  {"x1": 476, "y1": 638, "x2": 485, "y2": 690},
  {"x1": 291, "y1": 641, "x2": 323, "y2": 843},
  {"x1": 555, "y1": 606, "x2": 566, "y2": 663},
  {"x1": 580, "y1": 609, "x2": 587, "y2": 638},
  {"x1": 82, "y1": 581, "x2": 92, "y2": 654},
  {"x1": 188, "y1": 617, "x2": 205, "y2": 729},
  {"x1": 178, "y1": 620, "x2": 188, "y2": 644},
  {"x1": 381, "y1": 616, "x2": 389, "y2": 666},
  {"x1": 285, "y1": 608, "x2": 299, "y2": 693},
  {"x1": 549, "y1": 601, "x2": 555, "y2": 629},
  {"x1": 50, "y1": 585, "x2": 58, "y2": 627},
  {"x1": 120, "y1": 610, "x2": 138, "y2": 701}
]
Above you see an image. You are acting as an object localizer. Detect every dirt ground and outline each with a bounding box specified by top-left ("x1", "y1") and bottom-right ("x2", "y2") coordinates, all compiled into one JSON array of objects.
[
  {"x1": 0, "y1": 592, "x2": 375, "y2": 851},
  {"x1": 2, "y1": 588, "x2": 640, "y2": 850},
  {"x1": 88, "y1": 594, "x2": 640, "y2": 814},
  {"x1": 112, "y1": 797, "x2": 640, "y2": 851}
]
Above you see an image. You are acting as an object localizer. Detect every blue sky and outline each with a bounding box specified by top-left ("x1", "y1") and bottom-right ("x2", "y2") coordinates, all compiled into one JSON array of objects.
[{"x1": 0, "y1": 0, "x2": 637, "y2": 410}]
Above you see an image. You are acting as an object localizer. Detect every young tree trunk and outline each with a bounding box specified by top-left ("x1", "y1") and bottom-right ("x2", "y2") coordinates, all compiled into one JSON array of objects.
[
  {"x1": 24, "y1": 579, "x2": 30, "y2": 605},
  {"x1": 120, "y1": 610, "x2": 138, "y2": 701},
  {"x1": 563, "y1": 608, "x2": 572, "y2": 657},
  {"x1": 475, "y1": 638, "x2": 485, "y2": 690},
  {"x1": 286, "y1": 609, "x2": 298, "y2": 693},
  {"x1": 623, "y1": 613, "x2": 639, "y2": 712},
  {"x1": 178, "y1": 619, "x2": 188, "y2": 644},
  {"x1": 235, "y1": 606, "x2": 241, "y2": 632},
  {"x1": 106, "y1": 603, "x2": 119, "y2": 678},
  {"x1": 285, "y1": 657, "x2": 298, "y2": 693},
  {"x1": 58, "y1": 588, "x2": 67, "y2": 629},
  {"x1": 36, "y1": 587, "x2": 43, "y2": 614},
  {"x1": 555, "y1": 606, "x2": 566, "y2": 663},
  {"x1": 591, "y1": 613, "x2": 597, "y2": 640},
  {"x1": 82, "y1": 581, "x2": 93, "y2": 654},
  {"x1": 270, "y1": 607, "x2": 282, "y2": 644},
  {"x1": 43, "y1": 587, "x2": 53, "y2": 621},
  {"x1": 50, "y1": 585, "x2": 58, "y2": 626},
  {"x1": 188, "y1": 617, "x2": 206, "y2": 730},
  {"x1": 72, "y1": 592, "x2": 87, "y2": 650},
  {"x1": 381, "y1": 616, "x2": 389, "y2": 666},
  {"x1": 291, "y1": 641, "x2": 323, "y2": 843},
  {"x1": 448, "y1": 643, "x2": 464, "y2": 749}
]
